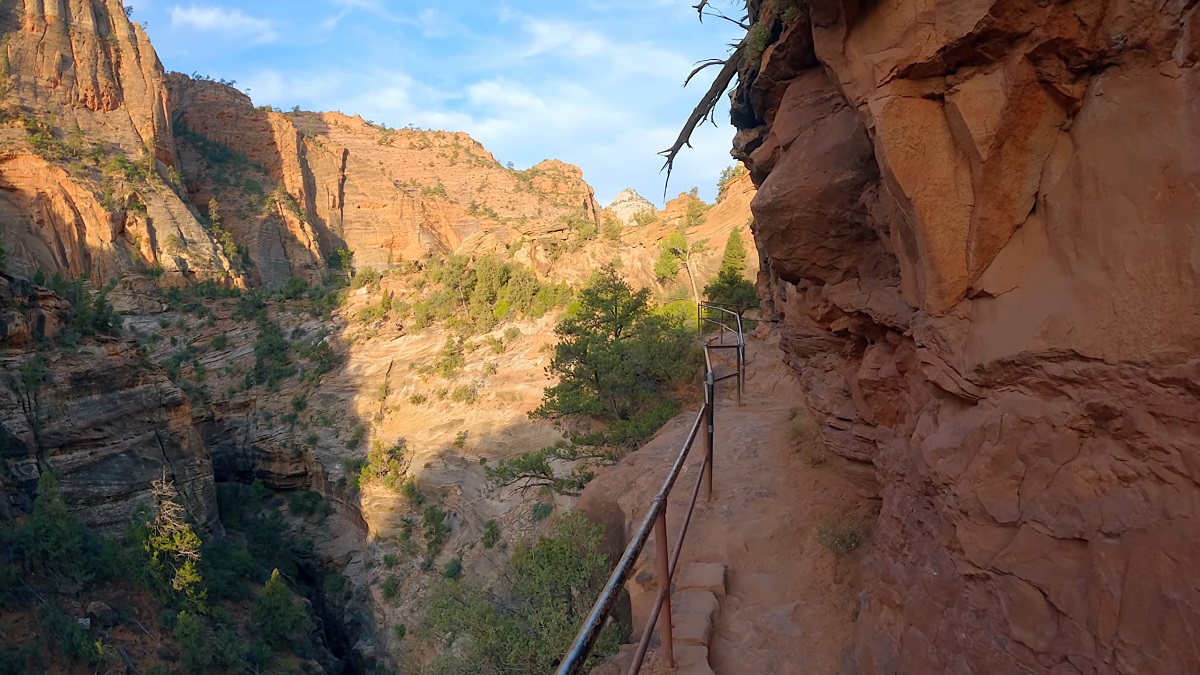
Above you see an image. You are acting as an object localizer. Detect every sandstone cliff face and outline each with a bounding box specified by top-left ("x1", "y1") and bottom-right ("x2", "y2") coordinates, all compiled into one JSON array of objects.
[
  {"x1": 6, "y1": 0, "x2": 174, "y2": 163},
  {"x1": 733, "y1": 2, "x2": 1200, "y2": 673},
  {"x1": 168, "y1": 78, "x2": 603, "y2": 284},
  {"x1": 0, "y1": 1, "x2": 235, "y2": 285}
]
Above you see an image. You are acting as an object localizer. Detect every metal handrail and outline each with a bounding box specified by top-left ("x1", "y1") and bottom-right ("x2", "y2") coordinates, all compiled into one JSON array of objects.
[{"x1": 555, "y1": 303, "x2": 747, "y2": 675}]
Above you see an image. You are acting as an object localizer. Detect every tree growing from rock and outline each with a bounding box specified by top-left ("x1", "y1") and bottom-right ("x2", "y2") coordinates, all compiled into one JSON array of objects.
[{"x1": 143, "y1": 477, "x2": 206, "y2": 611}]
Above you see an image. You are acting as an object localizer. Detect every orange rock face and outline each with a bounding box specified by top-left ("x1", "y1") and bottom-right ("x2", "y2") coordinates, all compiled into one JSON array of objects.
[
  {"x1": 0, "y1": 1, "x2": 235, "y2": 285},
  {"x1": 0, "y1": 1, "x2": 603, "y2": 290},
  {"x1": 169, "y1": 79, "x2": 602, "y2": 285},
  {"x1": 734, "y1": 1, "x2": 1200, "y2": 673}
]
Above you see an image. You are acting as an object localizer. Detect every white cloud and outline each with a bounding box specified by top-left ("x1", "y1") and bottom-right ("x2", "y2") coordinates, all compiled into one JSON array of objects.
[
  {"x1": 498, "y1": 12, "x2": 692, "y2": 81},
  {"x1": 172, "y1": 1, "x2": 742, "y2": 206},
  {"x1": 170, "y1": 5, "x2": 277, "y2": 43}
]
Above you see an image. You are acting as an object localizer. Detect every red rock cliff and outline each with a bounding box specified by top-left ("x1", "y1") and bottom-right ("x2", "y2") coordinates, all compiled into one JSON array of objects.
[
  {"x1": 0, "y1": 0, "x2": 237, "y2": 285},
  {"x1": 732, "y1": 2, "x2": 1200, "y2": 673}
]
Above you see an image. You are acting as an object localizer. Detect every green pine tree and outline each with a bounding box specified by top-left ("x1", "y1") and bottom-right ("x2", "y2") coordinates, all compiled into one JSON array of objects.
[
  {"x1": 705, "y1": 226, "x2": 758, "y2": 311},
  {"x1": 718, "y1": 227, "x2": 748, "y2": 276},
  {"x1": 252, "y1": 569, "x2": 309, "y2": 649}
]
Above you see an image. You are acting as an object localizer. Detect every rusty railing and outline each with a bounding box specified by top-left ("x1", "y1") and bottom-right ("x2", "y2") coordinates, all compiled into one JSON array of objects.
[{"x1": 554, "y1": 302, "x2": 746, "y2": 675}]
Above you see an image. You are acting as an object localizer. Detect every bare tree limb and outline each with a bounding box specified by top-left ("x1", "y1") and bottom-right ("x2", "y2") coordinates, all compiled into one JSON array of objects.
[
  {"x1": 659, "y1": 42, "x2": 747, "y2": 200},
  {"x1": 684, "y1": 59, "x2": 729, "y2": 86},
  {"x1": 694, "y1": 0, "x2": 750, "y2": 28}
]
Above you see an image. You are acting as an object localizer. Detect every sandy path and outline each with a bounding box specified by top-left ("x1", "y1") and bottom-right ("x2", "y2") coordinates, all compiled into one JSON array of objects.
[{"x1": 585, "y1": 331, "x2": 876, "y2": 674}]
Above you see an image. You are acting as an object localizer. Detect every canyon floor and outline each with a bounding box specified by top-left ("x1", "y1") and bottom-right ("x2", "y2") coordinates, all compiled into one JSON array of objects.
[{"x1": 588, "y1": 329, "x2": 878, "y2": 674}]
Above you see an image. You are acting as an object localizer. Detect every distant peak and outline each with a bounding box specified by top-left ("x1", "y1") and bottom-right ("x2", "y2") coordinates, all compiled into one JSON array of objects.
[{"x1": 608, "y1": 189, "x2": 656, "y2": 225}]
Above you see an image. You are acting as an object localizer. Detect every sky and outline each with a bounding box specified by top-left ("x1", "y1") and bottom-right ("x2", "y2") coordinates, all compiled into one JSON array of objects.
[{"x1": 130, "y1": 1, "x2": 747, "y2": 207}]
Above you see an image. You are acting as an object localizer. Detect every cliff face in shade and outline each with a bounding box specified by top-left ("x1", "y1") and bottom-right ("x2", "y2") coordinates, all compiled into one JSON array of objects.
[
  {"x1": 0, "y1": 277, "x2": 220, "y2": 532},
  {"x1": 732, "y1": 1, "x2": 1200, "y2": 673}
]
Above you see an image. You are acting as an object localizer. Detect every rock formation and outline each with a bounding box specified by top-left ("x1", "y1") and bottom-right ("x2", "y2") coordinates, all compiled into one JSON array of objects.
[
  {"x1": 169, "y1": 78, "x2": 603, "y2": 285},
  {"x1": 0, "y1": 2, "x2": 760, "y2": 672},
  {"x1": 0, "y1": 0, "x2": 237, "y2": 286},
  {"x1": 0, "y1": 276, "x2": 219, "y2": 532},
  {"x1": 732, "y1": 1, "x2": 1200, "y2": 673},
  {"x1": 0, "y1": 1, "x2": 604, "y2": 291},
  {"x1": 607, "y1": 188, "x2": 656, "y2": 225}
]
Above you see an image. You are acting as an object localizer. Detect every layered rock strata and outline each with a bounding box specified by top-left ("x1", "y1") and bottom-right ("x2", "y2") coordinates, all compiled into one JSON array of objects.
[{"x1": 0, "y1": 277, "x2": 219, "y2": 531}]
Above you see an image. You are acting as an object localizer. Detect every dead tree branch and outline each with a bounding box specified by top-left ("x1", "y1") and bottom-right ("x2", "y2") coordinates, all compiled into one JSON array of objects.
[{"x1": 659, "y1": 42, "x2": 747, "y2": 199}]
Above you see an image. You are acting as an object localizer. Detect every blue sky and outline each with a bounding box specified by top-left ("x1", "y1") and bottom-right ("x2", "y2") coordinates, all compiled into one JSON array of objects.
[{"x1": 131, "y1": 1, "x2": 746, "y2": 206}]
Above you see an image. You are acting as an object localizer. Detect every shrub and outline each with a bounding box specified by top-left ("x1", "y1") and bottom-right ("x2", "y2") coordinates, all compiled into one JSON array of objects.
[
  {"x1": 420, "y1": 513, "x2": 621, "y2": 672},
  {"x1": 423, "y1": 505, "x2": 451, "y2": 556},
  {"x1": 747, "y1": 21, "x2": 772, "y2": 62},
  {"x1": 46, "y1": 273, "x2": 122, "y2": 342},
  {"x1": 409, "y1": 393, "x2": 427, "y2": 405},
  {"x1": 164, "y1": 230, "x2": 184, "y2": 252},
  {"x1": 442, "y1": 557, "x2": 463, "y2": 580},
  {"x1": 484, "y1": 335, "x2": 505, "y2": 354},
  {"x1": 717, "y1": 163, "x2": 747, "y2": 197},
  {"x1": 174, "y1": 611, "x2": 215, "y2": 673},
  {"x1": 287, "y1": 490, "x2": 327, "y2": 518},
  {"x1": 532, "y1": 503, "x2": 553, "y2": 522},
  {"x1": 18, "y1": 472, "x2": 99, "y2": 586},
  {"x1": 815, "y1": 522, "x2": 868, "y2": 556},
  {"x1": 253, "y1": 318, "x2": 293, "y2": 389},
  {"x1": 362, "y1": 439, "x2": 410, "y2": 492},
  {"x1": 381, "y1": 574, "x2": 400, "y2": 599},
  {"x1": 631, "y1": 209, "x2": 656, "y2": 227},
  {"x1": 324, "y1": 573, "x2": 348, "y2": 599},
  {"x1": 436, "y1": 337, "x2": 465, "y2": 378},
  {"x1": 482, "y1": 520, "x2": 501, "y2": 549},
  {"x1": 401, "y1": 478, "x2": 425, "y2": 506},
  {"x1": 344, "y1": 425, "x2": 365, "y2": 450},
  {"x1": 450, "y1": 385, "x2": 477, "y2": 404}
]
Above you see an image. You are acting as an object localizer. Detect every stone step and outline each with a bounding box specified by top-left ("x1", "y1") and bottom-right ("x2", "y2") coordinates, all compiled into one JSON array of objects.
[
  {"x1": 672, "y1": 645, "x2": 717, "y2": 675},
  {"x1": 672, "y1": 590, "x2": 720, "y2": 646},
  {"x1": 593, "y1": 563, "x2": 727, "y2": 675},
  {"x1": 677, "y1": 561, "x2": 726, "y2": 597}
]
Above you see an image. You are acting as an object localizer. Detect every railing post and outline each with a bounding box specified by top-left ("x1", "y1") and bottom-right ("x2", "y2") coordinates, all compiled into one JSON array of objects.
[
  {"x1": 704, "y1": 372, "x2": 715, "y2": 499},
  {"x1": 737, "y1": 342, "x2": 745, "y2": 407},
  {"x1": 654, "y1": 507, "x2": 674, "y2": 669}
]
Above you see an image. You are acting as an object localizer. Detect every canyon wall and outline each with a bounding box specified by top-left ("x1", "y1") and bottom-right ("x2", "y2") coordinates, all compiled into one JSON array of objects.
[
  {"x1": 0, "y1": 1, "x2": 604, "y2": 291},
  {"x1": 733, "y1": 1, "x2": 1200, "y2": 673},
  {"x1": 0, "y1": 275, "x2": 220, "y2": 531},
  {"x1": 0, "y1": 0, "x2": 237, "y2": 286},
  {"x1": 168, "y1": 77, "x2": 603, "y2": 286}
]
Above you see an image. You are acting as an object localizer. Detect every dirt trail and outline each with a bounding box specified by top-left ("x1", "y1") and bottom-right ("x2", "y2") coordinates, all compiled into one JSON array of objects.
[{"x1": 584, "y1": 330, "x2": 877, "y2": 674}]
